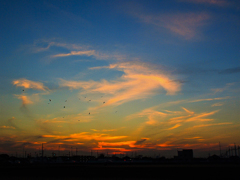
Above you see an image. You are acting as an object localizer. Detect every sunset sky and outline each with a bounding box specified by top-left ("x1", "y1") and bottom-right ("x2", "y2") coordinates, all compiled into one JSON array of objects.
[{"x1": 0, "y1": 0, "x2": 240, "y2": 158}]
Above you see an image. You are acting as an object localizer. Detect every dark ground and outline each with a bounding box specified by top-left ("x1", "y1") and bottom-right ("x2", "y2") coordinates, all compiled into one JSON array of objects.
[{"x1": 0, "y1": 163, "x2": 239, "y2": 180}]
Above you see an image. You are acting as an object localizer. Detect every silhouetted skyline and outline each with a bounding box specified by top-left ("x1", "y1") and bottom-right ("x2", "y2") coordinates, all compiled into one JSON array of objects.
[{"x1": 0, "y1": 0, "x2": 240, "y2": 158}]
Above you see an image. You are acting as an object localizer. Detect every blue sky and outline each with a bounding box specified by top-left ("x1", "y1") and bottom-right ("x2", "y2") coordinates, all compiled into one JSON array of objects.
[{"x1": 0, "y1": 0, "x2": 240, "y2": 157}]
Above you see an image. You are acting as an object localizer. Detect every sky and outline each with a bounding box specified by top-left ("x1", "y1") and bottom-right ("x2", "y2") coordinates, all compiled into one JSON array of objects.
[{"x1": 0, "y1": 0, "x2": 240, "y2": 158}]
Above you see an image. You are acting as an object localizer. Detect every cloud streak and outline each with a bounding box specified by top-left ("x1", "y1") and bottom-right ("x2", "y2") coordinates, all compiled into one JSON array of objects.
[
  {"x1": 15, "y1": 95, "x2": 33, "y2": 106},
  {"x1": 42, "y1": 132, "x2": 127, "y2": 141},
  {"x1": 13, "y1": 78, "x2": 48, "y2": 91},
  {"x1": 132, "y1": 10, "x2": 210, "y2": 39},
  {"x1": 60, "y1": 62, "x2": 181, "y2": 107},
  {"x1": 179, "y1": 0, "x2": 229, "y2": 6},
  {"x1": 0, "y1": 126, "x2": 16, "y2": 129},
  {"x1": 52, "y1": 50, "x2": 96, "y2": 57}
]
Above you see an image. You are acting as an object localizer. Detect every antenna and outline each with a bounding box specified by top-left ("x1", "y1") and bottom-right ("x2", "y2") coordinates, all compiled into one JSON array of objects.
[
  {"x1": 42, "y1": 143, "x2": 44, "y2": 158},
  {"x1": 234, "y1": 143, "x2": 237, "y2": 156},
  {"x1": 219, "y1": 142, "x2": 222, "y2": 157}
]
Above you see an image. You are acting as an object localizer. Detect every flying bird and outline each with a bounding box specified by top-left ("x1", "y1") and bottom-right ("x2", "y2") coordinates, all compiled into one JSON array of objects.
[
  {"x1": 64, "y1": 106, "x2": 65, "y2": 108},
  {"x1": 89, "y1": 112, "x2": 90, "y2": 115},
  {"x1": 49, "y1": 99, "x2": 51, "y2": 102}
]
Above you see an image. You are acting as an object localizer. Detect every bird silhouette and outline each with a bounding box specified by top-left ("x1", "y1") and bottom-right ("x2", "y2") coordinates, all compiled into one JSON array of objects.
[{"x1": 64, "y1": 106, "x2": 65, "y2": 108}]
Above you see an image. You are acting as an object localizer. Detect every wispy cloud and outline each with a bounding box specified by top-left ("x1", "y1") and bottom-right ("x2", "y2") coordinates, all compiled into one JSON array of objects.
[
  {"x1": 211, "y1": 82, "x2": 237, "y2": 94},
  {"x1": 52, "y1": 50, "x2": 96, "y2": 58},
  {"x1": 189, "y1": 96, "x2": 230, "y2": 102},
  {"x1": 211, "y1": 102, "x2": 224, "y2": 107},
  {"x1": 29, "y1": 39, "x2": 127, "y2": 62},
  {"x1": 219, "y1": 67, "x2": 240, "y2": 74},
  {"x1": 132, "y1": 10, "x2": 210, "y2": 39},
  {"x1": 42, "y1": 132, "x2": 127, "y2": 141},
  {"x1": 52, "y1": 49, "x2": 127, "y2": 61},
  {"x1": 0, "y1": 126, "x2": 16, "y2": 129},
  {"x1": 192, "y1": 122, "x2": 233, "y2": 128},
  {"x1": 15, "y1": 95, "x2": 33, "y2": 106},
  {"x1": 30, "y1": 39, "x2": 86, "y2": 53},
  {"x1": 13, "y1": 78, "x2": 48, "y2": 91},
  {"x1": 179, "y1": 0, "x2": 229, "y2": 6},
  {"x1": 60, "y1": 62, "x2": 181, "y2": 107}
]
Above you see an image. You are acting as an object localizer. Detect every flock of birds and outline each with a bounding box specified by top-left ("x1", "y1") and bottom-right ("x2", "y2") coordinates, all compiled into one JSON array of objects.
[
  {"x1": 21, "y1": 89, "x2": 117, "y2": 118},
  {"x1": 47, "y1": 96, "x2": 114, "y2": 116}
]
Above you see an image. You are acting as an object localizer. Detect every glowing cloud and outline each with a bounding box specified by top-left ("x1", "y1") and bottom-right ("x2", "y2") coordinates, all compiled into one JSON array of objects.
[
  {"x1": 13, "y1": 78, "x2": 48, "y2": 91},
  {"x1": 0, "y1": 126, "x2": 15, "y2": 129},
  {"x1": 60, "y1": 62, "x2": 181, "y2": 106},
  {"x1": 15, "y1": 95, "x2": 33, "y2": 106},
  {"x1": 52, "y1": 50, "x2": 95, "y2": 57},
  {"x1": 42, "y1": 132, "x2": 127, "y2": 142}
]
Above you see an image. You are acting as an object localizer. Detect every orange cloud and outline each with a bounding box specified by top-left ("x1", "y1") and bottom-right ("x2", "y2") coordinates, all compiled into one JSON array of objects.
[
  {"x1": 189, "y1": 96, "x2": 230, "y2": 103},
  {"x1": 167, "y1": 124, "x2": 181, "y2": 130},
  {"x1": 98, "y1": 141, "x2": 136, "y2": 148},
  {"x1": 15, "y1": 95, "x2": 33, "y2": 106},
  {"x1": 0, "y1": 126, "x2": 15, "y2": 129},
  {"x1": 60, "y1": 62, "x2": 181, "y2": 107},
  {"x1": 192, "y1": 122, "x2": 233, "y2": 128},
  {"x1": 13, "y1": 78, "x2": 48, "y2": 91},
  {"x1": 42, "y1": 132, "x2": 127, "y2": 142},
  {"x1": 52, "y1": 50, "x2": 95, "y2": 57}
]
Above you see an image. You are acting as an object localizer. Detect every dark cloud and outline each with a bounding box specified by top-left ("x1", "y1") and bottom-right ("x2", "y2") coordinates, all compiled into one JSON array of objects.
[
  {"x1": 7, "y1": 117, "x2": 18, "y2": 129},
  {"x1": 134, "y1": 138, "x2": 147, "y2": 145},
  {"x1": 219, "y1": 67, "x2": 240, "y2": 74}
]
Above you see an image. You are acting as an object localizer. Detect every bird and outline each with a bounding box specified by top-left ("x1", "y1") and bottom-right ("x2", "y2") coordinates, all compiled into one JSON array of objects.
[
  {"x1": 64, "y1": 106, "x2": 65, "y2": 108},
  {"x1": 89, "y1": 112, "x2": 90, "y2": 115},
  {"x1": 22, "y1": 89, "x2": 24, "y2": 91},
  {"x1": 103, "y1": 102, "x2": 105, "y2": 104},
  {"x1": 65, "y1": 100, "x2": 67, "y2": 102},
  {"x1": 49, "y1": 99, "x2": 51, "y2": 102}
]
